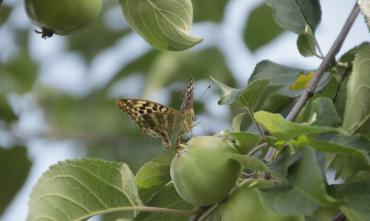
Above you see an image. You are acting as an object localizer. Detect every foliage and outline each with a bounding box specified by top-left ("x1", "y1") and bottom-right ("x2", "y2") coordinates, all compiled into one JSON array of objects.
[{"x1": 0, "y1": 0, "x2": 369, "y2": 221}]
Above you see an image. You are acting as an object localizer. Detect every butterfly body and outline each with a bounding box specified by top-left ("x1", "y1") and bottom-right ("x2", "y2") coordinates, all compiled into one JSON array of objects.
[{"x1": 116, "y1": 79, "x2": 194, "y2": 148}]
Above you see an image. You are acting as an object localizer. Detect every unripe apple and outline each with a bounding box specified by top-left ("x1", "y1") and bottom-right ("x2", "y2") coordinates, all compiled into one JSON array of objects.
[
  {"x1": 170, "y1": 136, "x2": 241, "y2": 206},
  {"x1": 25, "y1": 0, "x2": 102, "y2": 38}
]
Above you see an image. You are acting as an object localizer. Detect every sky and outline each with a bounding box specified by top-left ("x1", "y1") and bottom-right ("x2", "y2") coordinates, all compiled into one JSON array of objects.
[{"x1": 1, "y1": 0, "x2": 369, "y2": 220}]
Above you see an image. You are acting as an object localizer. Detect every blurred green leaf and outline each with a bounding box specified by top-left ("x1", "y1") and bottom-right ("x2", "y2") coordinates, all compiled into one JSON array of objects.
[
  {"x1": 192, "y1": 0, "x2": 227, "y2": 22},
  {"x1": 0, "y1": 146, "x2": 31, "y2": 216},
  {"x1": 297, "y1": 33, "x2": 317, "y2": 57},
  {"x1": 244, "y1": 4, "x2": 284, "y2": 52},
  {"x1": 343, "y1": 43, "x2": 370, "y2": 135},
  {"x1": 28, "y1": 158, "x2": 142, "y2": 221},
  {"x1": 135, "y1": 150, "x2": 175, "y2": 202},
  {"x1": 0, "y1": 95, "x2": 17, "y2": 123},
  {"x1": 0, "y1": 50, "x2": 38, "y2": 93},
  {"x1": 119, "y1": 0, "x2": 202, "y2": 51},
  {"x1": 0, "y1": 5, "x2": 11, "y2": 26},
  {"x1": 143, "y1": 48, "x2": 235, "y2": 97},
  {"x1": 296, "y1": 97, "x2": 341, "y2": 127},
  {"x1": 266, "y1": 0, "x2": 321, "y2": 34},
  {"x1": 330, "y1": 180, "x2": 370, "y2": 221},
  {"x1": 229, "y1": 132, "x2": 262, "y2": 154},
  {"x1": 232, "y1": 112, "x2": 246, "y2": 132},
  {"x1": 255, "y1": 111, "x2": 337, "y2": 141},
  {"x1": 134, "y1": 183, "x2": 193, "y2": 221},
  {"x1": 68, "y1": 18, "x2": 129, "y2": 61},
  {"x1": 261, "y1": 148, "x2": 338, "y2": 216}
]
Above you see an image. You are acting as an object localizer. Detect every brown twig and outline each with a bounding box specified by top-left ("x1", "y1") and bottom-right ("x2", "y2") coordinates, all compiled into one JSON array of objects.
[{"x1": 264, "y1": 2, "x2": 360, "y2": 162}]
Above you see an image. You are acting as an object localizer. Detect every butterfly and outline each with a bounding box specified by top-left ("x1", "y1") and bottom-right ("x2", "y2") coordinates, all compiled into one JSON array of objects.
[{"x1": 116, "y1": 78, "x2": 194, "y2": 148}]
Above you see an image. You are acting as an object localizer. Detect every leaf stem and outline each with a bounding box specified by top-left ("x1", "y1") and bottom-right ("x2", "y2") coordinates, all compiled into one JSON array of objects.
[{"x1": 264, "y1": 2, "x2": 360, "y2": 162}]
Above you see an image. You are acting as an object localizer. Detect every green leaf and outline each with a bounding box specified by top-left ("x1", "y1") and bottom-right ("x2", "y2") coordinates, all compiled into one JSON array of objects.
[
  {"x1": 359, "y1": 0, "x2": 370, "y2": 31},
  {"x1": 205, "y1": 184, "x2": 304, "y2": 221},
  {"x1": 28, "y1": 158, "x2": 142, "y2": 221},
  {"x1": 244, "y1": 4, "x2": 284, "y2": 52},
  {"x1": 134, "y1": 183, "x2": 193, "y2": 221},
  {"x1": 255, "y1": 111, "x2": 337, "y2": 141},
  {"x1": 192, "y1": 0, "x2": 227, "y2": 22},
  {"x1": 229, "y1": 153, "x2": 268, "y2": 171},
  {"x1": 135, "y1": 150, "x2": 175, "y2": 202},
  {"x1": 295, "y1": 97, "x2": 341, "y2": 127},
  {"x1": 228, "y1": 132, "x2": 262, "y2": 154},
  {"x1": 297, "y1": 33, "x2": 317, "y2": 57},
  {"x1": 119, "y1": 0, "x2": 202, "y2": 51},
  {"x1": 266, "y1": 0, "x2": 321, "y2": 34},
  {"x1": 232, "y1": 112, "x2": 246, "y2": 132},
  {"x1": 0, "y1": 5, "x2": 11, "y2": 26},
  {"x1": 330, "y1": 180, "x2": 370, "y2": 221},
  {"x1": 211, "y1": 77, "x2": 269, "y2": 110},
  {"x1": 291, "y1": 135, "x2": 370, "y2": 165},
  {"x1": 343, "y1": 43, "x2": 370, "y2": 135},
  {"x1": 0, "y1": 95, "x2": 17, "y2": 123},
  {"x1": 0, "y1": 147, "x2": 31, "y2": 215},
  {"x1": 261, "y1": 148, "x2": 338, "y2": 216}
]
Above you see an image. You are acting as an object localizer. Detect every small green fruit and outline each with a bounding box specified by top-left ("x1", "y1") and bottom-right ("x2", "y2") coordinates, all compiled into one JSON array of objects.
[
  {"x1": 25, "y1": 0, "x2": 102, "y2": 38},
  {"x1": 204, "y1": 184, "x2": 304, "y2": 221},
  {"x1": 170, "y1": 136, "x2": 241, "y2": 206}
]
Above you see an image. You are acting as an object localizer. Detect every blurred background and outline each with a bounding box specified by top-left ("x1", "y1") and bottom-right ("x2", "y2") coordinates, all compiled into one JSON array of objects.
[{"x1": 0, "y1": 0, "x2": 368, "y2": 220}]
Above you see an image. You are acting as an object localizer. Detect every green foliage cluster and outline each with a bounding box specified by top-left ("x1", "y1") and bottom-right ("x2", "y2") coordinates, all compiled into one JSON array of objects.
[{"x1": 1, "y1": 0, "x2": 370, "y2": 221}]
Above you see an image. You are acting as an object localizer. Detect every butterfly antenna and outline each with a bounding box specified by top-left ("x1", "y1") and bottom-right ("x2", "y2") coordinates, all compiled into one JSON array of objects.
[{"x1": 196, "y1": 85, "x2": 211, "y2": 102}]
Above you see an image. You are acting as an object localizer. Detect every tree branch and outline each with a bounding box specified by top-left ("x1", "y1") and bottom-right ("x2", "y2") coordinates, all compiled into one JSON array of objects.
[{"x1": 264, "y1": 2, "x2": 360, "y2": 162}]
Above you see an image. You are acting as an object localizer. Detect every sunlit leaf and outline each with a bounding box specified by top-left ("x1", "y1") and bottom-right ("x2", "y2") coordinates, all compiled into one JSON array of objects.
[
  {"x1": 231, "y1": 112, "x2": 246, "y2": 132},
  {"x1": 343, "y1": 43, "x2": 370, "y2": 135},
  {"x1": 244, "y1": 4, "x2": 284, "y2": 52},
  {"x1": 135, "y1": 150, "x2": 175, "y2": 202},
  {"x1": 28, "y1": 158, "x2": 142, "y2": 221},
  {"x1": 134, "y1": 183, "x2": 193, "y2": 221},
  {"x1": 255, "y1": 111, "x2": 337, "y2": 141},
  {"x1": 359, "y1": 0, "x2": 370, "y2": 31},
  {"x1": 229, "y1": 153, "x2": 268, "y2": 171},
  {"x1": 289, "y1": 71, "x2": 314, "y2": 91},
  {"x1": 0, "y1": 147, "x2": 31, "y2": 215},
  {"x1": 119, "y1": 0, "x2": 202, "y2": 51}
]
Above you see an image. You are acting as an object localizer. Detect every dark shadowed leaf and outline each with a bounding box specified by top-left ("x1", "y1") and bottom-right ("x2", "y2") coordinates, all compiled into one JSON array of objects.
[
  {"x1": 297, "y1": 33, "x2": 317, "y2": 57},
  {"x1": 330, "y1": 180, "x2": 370, "y2": 221},
  {"x1": 0, "y1": 147, "x2": 31, "y2": 216},
  {"x1": 134, "y1": 183, "x2": 193, "y2": 221},
  {"x1": 0, "y1": 95, "x2": 17, "y2": 123},
  {"x1": 229, "y1": 132, "x2": 262, "y2": 154},
  {"x1": 28, "y1": 158, "x2": 142, "y2": 221},
  {"x1": 266, "y1": 0, "x2": 321, "y2": 34},
  {"x1": 295, "y1": 97, "x2": 341, "y2": 127},
  {"x1": 244, "y1": 4, "x2": 284, "y2": 52},
  {"x1": 261, "y1": 148, "x2": 338, "y2": 216},
  {"x1": 0, "y1": 5, "x2": 11, "y2": 26}
]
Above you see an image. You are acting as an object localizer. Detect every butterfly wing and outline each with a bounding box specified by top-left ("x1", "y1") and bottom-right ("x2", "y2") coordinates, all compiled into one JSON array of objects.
[{"x1": 116, "y1": 98, "x2": 184, "y2": 147}]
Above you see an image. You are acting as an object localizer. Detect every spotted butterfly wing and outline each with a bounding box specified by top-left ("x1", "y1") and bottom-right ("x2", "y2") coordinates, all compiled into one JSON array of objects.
[{"x1": 116, "y1": 78, "x2": 194, "y2": 148}]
